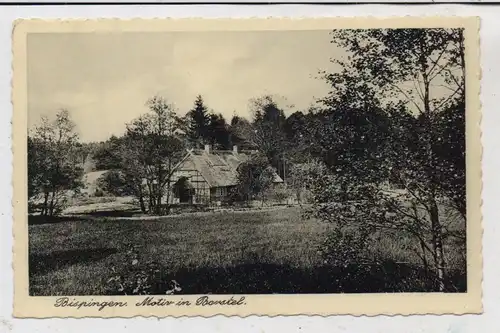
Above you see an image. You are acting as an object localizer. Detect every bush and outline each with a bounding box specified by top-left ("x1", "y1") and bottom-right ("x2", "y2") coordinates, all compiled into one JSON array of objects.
[
  {"x1": 235, "y1": 154, "x2": 275, "y2": 201},
  {"x1": 264, "y1": 183, "x2": 291, "y2": 204},
  {"x1": 105, "y1": 244, "x2": 181, "y2": 295},
  {"x1": 318, "y1": 226, "x2": 376, "y2": 268},
  {"x1": 52, "y1": 195, "x2": 69, "y2": 216},
  {"x1": 317, "y1": 226, "x2": 442, "y2": 292},
  {"x1": 97, "y1": 170, "x2": 132, "y2": 197}
]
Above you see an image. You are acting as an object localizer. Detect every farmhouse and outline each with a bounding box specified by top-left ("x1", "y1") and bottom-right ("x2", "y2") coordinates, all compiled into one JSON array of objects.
[{"x1": 169, "y1": 145, "x2": 283, "y2": 204}]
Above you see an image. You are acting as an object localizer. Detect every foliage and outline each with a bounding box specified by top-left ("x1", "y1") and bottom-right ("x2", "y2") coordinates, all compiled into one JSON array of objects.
[
  {"x1": 93, "y1": 135, "x2": 125, "y2": 170},
  {"x1": 182, "y1": 95, "x2": 233, "y2": 150},
  {"x1": 207, "y1": 113, "x2": 232, "y2": 149},
  {"x1": 120, "y1": 95, "x2": 185, "y2": 214},
  {"x1": 283, "y1": 111, "x2": 314, "y2": 164},
  {"x1": 28, "y1": 109, "x2": 83, "y2": 216},
  {"x1": 185, "y1": 95, "x2": 211, "y2": 147},
  {"x1": 106, "y1": 244, "x2": 181, "y2": 295},
  {"x1": 229, "y1": 115, "x2": 257, "y2": 150},
  {"x1": 96, "y1": 170, "x2": 134, "y2": 197},
  {"x1": 433, "y1": 98, "x2": 466, "y2": 218},
  {"x1": 318, "y1": 226, "x2": 375, "y2": 268},
  {"x1": 235, "y1": 153, "x2": 276, "y2": 201},
  {"x1": 311, "y1": 27, "x2": 467, "y2": 291},
  {"x1": 322, "y1": 28, "x2": 464, "y2": 113},
  {"x1": 263, "y1": 183, "x2": 291, "y2": 204},
  {"x1": 248, "y1": 95, "x2": 289, "y2": 176},
  {"x1": 28, "y1": 136, "x2": 44, "y2": 200},
  {"x1": 288, "y1": 159, "x2": 329, "y2": 204}
]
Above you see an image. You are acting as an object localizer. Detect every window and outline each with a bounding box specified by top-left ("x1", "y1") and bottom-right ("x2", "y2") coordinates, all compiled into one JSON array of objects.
[
  {"x1": 216, "y1": 187, "x2": 226, "y2": 197},
  {"x1": 219, "y1": 187, "x2": 227, "y2": 197}
]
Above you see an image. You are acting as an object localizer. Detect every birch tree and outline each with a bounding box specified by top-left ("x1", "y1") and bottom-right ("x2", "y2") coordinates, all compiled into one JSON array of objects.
[
  {"x1": 28, "y1": 109, "x2": 83, "y2": 216},
  {"x1": 315, "y1": 28, "x2": 466, "y2": 291},
  {"x1": 121, "y1": 96, "x2": 184, "y2": 215}
]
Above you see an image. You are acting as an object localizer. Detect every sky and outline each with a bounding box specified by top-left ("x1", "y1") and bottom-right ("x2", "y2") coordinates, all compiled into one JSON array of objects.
[{"x1": 27, "y1": 30, "x2": 341, "y2": 142}]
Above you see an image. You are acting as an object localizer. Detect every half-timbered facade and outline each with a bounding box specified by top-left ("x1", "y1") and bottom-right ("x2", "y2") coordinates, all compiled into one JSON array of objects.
[{"x1": 168, "y1": 145, "x2": 283, "y2": 205}]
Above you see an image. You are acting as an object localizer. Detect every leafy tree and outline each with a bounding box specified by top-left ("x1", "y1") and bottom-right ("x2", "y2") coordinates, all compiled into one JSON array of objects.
[
  {"x1": 288, "y1": 159, "x2": 328, "y2": 204},
  {"x1": 229, "y1": 115, "x2": 257, "y2": 150},
  {"x1": 121, "y1": 96, "x2": 185, "y2": 214},
  {"x1": 313, "y1": 28, "x2": 466, "y2": 291},
  {"x1": 207, "y1": 113, "x2": 232, "y2": 149},
  {"x1": 96, "y1": 169, "x2": 136, "y2": 197},
  {"x1": 433, "y1": 98, "x2": 465, "y2": 218},
  {"x1": 248, "y1": 95, "x2": 288, "y2": 177},
  {"x1": 28, "y1": 109, "x2": 83, "y2": 216},
  {"x1": 263, "y1": 183, "x2": 291, "y2": 205},
  {"x1": 93, "y1": 135, "x2": 125, "y2": 170},
  {"x1": 72, "y1": 141, "x2": 100, "y2": 168},
  {"x1": 234, "y1": 153, "x2": 275, "y2": 202},
  {"x1": 117, "y1": 134, "x2": 149, "y2": 212},
  {"x1": 284, "y1": 111, "x2": 306, "y2": 143},
  {"x1": 27, "y1": 136, "x2": 45, "y2": 201},
  {"x1": 322, "y1": 28, "x2": 464, "y2": 113},
  {"x1": 282, "y1": 109, "x2": 326, "y2": 178}
]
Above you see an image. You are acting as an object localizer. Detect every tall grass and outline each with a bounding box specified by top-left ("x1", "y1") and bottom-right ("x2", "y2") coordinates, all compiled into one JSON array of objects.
[{"x1": 28, "y1": 206, "x2": 466, "y2": 295}]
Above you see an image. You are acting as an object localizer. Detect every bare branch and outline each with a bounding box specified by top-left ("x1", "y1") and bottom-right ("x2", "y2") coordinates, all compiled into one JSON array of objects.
[
  {"x1": 432, "y1": 85, "x2": 462, "y2": 113},
  {"x1": 388, "y1": 82, "x2": 424, "y2": 114},
  {"x1": 427, "y1": 40, "x2": 452, "y2": 79},
  {"x1": 412, "y1": 78, "x2": 425, "y2": 102}
]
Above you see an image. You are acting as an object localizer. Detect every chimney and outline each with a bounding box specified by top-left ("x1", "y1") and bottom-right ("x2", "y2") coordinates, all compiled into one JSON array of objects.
[
  {"x1": 204, "y1": 144, "x2": 210, "y2": 154},
  {"x1": 233, "y1": 145, "x2": 238, "y2": 154}
]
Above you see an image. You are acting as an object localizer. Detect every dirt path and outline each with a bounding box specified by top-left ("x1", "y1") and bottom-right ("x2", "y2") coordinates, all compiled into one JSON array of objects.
[{"x1": 63, "y1": 204, "x2": 302, "y2": 221}]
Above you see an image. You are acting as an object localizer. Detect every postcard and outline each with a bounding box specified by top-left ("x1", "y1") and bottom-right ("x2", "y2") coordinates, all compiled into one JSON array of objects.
[{"x1": 12, "y1": 17, "x2": 482, "y2": 317}]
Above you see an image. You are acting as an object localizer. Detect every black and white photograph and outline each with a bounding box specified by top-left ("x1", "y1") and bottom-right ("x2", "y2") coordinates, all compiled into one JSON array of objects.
[{"x1": 13, "y1": 18, "x2": 481, "y2": 316}]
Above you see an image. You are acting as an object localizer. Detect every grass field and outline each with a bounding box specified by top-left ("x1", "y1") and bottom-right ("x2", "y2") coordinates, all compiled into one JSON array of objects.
[{"x1": 29, "y1": 206, "x2": 466, "y2": 295}]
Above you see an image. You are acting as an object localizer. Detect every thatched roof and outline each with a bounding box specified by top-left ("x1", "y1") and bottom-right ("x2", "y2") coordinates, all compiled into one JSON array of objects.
[{"x1": 178, "y1": 148, "x2": 283, "y2": 188}]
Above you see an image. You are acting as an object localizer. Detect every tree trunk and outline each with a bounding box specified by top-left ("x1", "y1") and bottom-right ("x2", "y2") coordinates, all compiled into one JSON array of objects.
[
  {"x1": 147, "y1": 182, "x2": 154, "y2": 214},
  {"x1": 149, "y1": 194, "x2": 154, "y2": 214},
  {"x1": 419, "y1": 238, "x2": 429, "y2": 277},
  {"x1": 42, "y1": 191, "x2": 49, "y2": 216},
  {"x1": 423, "y1": 77, "x2": 430, "y2": 114},
  {"x1": 429, "y1": 198, "x2": 446, "y2": 291},
  {"x1": 417, "y1": 51, "x2": 447, "y2": 290},
  {"x1": 156, "y1": 190, "x2": 162, "y2": 215},
  {"x1": 48, "y1": 191, "x2": 56, "y2": 217},
  {"x1": 164, "y1": 182, "x2": 171, "y2": 216},
  {"x1": 165, "y1": 158, "x2": 173, "y2": 216},
  {"x1": 138, "y1": 189, "x2": 146, "y2": 213}
]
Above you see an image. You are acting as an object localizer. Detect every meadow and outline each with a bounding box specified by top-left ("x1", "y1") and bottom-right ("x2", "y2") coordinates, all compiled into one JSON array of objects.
[{"x1": 28, "y1": 206, "x2": 466, "y2": 295}]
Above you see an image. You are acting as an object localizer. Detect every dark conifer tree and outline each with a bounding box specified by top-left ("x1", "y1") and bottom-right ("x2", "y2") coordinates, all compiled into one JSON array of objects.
[{"x1": 186, "y1": 95, "x2": 210, "y2": 147}]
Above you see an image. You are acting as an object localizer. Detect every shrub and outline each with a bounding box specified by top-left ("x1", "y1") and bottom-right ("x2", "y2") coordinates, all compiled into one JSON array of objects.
[
  {"x1": 105, "y1": 244, "x2": 181, "y2": 295},
  {"x1": 318, "y1": 226, "x2": 375, "y2": 268},
  {"x1": 97, "y1": 170, "x2": 132, "y2": 197},
  {"x1": 235, "y1": 154, "x2": 275, "y2": 201},
  {"x1": 264, "y1": 183, "x2": 291, "y2": 204}
]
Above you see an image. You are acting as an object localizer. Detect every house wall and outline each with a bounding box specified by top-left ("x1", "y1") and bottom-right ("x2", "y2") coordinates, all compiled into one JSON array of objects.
[
  {"x1": 167, "y1": 159, "x2": 211, "y2": 204},
  {"x1": 210, "y1": 186, "x2": 229, "y2": 200}
]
